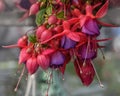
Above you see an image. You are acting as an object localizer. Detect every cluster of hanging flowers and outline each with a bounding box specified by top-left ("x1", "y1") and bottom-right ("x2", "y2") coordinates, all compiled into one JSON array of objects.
[{"x1": 4, "y1": 0, "x2": 115, "y2": 90}]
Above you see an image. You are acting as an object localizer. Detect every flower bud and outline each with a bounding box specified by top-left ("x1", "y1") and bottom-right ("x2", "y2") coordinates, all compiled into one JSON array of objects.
[
  {"x1": 17, "y1": 35, "x2": 28, "y2": 48},
  {"x1": 26, "y1": 56, "x2": 39, "y2": 74},
  {"x1": 37, "y1": 54, "x2": 50, "y2": 70},
  {"x1": 54, "y1": 25, "x2": 63, "y2": 33},
  {"x1": 19, "y1": 47, "x2": 32, "y2": 64},
  {"x1": 29, "y1": 2, "x2": 40, "y2": 15},
  {"x1": 40, "y1": 29, "x2": 52, "y2": 42},
  {"x1": 36, "y1": 25, "x2": 46, "y2": 39},
  {"x1": 48, "y1": 15, "x2": 58, "y2": 25}
]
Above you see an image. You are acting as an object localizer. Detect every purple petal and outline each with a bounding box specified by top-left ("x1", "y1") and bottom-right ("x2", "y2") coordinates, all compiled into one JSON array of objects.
[
  {"x1": 82, "y1": 19, "x2": 100, "y2": 36},
  {"x1": 50, "y1": 51, "x2": 65, "y2": 67},
  {"x1": 79, "y1": 44, "x2": 97, "y2": 59},
  {"x1": 19, "y1": 0, "x2": 31, "y2": 10},
  {"x1": 61, "y1": 36, "x2": 77, "y2": 49}
]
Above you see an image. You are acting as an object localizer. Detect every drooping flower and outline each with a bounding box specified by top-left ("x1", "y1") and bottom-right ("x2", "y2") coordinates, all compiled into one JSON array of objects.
[
  {"x1": 78, "y1": 42, "x2": 97, "y2": 60},
  {"x1": 50, "y1": 51, "x2": 65, "y2": 68},
  {"x1": 71, "y1": 0, "x2": 113, "y2": 36},
  {"x1": 41, "y1": 21, "x2": 81, "y2": 49},
  {"x1": 74, "y1": 59, "x2": 95, "y2": 86},
  {"x1": 61, "y1": 35, "x2": 77, "y2": 49},
  {"x1": 81, "y1": 18, "x2": 100, "y2": 36},
  {"x1": 3, "y1": 0, "x2": 114, "y2": 90},
  {"x1": 15, "y1": 0, "x2": 37, "y2": 21}
]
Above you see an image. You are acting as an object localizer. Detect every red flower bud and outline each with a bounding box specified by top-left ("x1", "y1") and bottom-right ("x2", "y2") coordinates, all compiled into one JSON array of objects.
[
  {"x1": 26, "y1": 56, "x2": 39, "y2": 74},
  {"x1": 48, "y1": 15, "x2": 58, "y2": 25},
  {"x1": 36, "y1": 25, "x2": 46, "y2": 39},
  {"x1": 17, "y1": 35, "x2": 28, "y2": 48},
  {"x1": 37, "y1": 54, "x2": 50, "y2": 70},
  {"x1": 29, "y1": 2, "x2": 40, "y2": 15},
  {"x1": 19, "y1": 47, "x2": 32, "y2": 64},
  {"x1": 54, "y1": 25, "x2": 63, "y2": 33},
  {"x1": 40, "y1": 29, "x2": 52, "y2": 42}
]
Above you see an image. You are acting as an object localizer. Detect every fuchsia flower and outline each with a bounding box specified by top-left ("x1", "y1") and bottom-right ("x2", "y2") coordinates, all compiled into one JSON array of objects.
[
  {"x1": 50, "y1": 51, "x2": 65, "y2": 68},
  {"x1": 41, "y1": 21, "x2": 87, "y2": 49},
  {"x1": 61, "y1": 35, "x2": 77, "y2": 49},
  {"x1": 74, "y1": 59, "x2": 95, "y2": 86},
  {"x1": 3, "y1": 0, "x2": 115, "y2": 92},
  {"x1": 70, "y1": 0, "x2": 114, "y2": 36},
  {"x1": 15, "y1": 0, "x2": 37, "y2": 21},
  {"x1": 81, "y1": 18, "x2": 100, "y2": 36},
  {"x1": 78, "y1": 42, "x2": 97, "y2": 60}
]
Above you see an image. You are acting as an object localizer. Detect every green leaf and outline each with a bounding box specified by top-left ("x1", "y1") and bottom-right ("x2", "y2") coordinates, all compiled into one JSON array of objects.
[
  {"x1": 56, "y1": 11, "x2": 64, "y2": 19},
  {"x1": 40, "y1": 0, "x2": 46, "y2": 3},
  {"x1": 46, "y1": 5, "x2": 52, "y2": 16},
  {"x1": 35, "y1": 8, "x2": 46, "y2": 26},
  {"x1": 28, "y1": 34, "x2": 37, "y2": 43}
]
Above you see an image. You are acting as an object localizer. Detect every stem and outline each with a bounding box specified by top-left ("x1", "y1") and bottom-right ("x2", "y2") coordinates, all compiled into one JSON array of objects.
[
  {"x1": 83, "y1": 36, "x2": 90, "y2": 66},
  {"x1": 2, "y1": 44, "x2": 18, "y2": 48},
  {"x1": 99, "y1": 47, "x2": 105, "y2": 60},
  {"x1": 91, "y1": 60, "x2": 104, "y2": 88},
  {"x1": 14, "y1": 66, "x2": 25, "y2": 92},
  {"x1": 72, "y1": 49, "x2": 82, "y2": 74}
]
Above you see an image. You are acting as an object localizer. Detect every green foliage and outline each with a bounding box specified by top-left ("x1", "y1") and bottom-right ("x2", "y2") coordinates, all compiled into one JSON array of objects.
[
  {"x1": 56, "y1": 11, "x2": 64, "y2": 19},
  {"x1": 46, "y1": 5, "x2": 53, "y2": 16},
  {"x1": 28, "y1": 34, "x2": 37, "y2": 43},
  {"x1": 35, "y1": 8, "x2": 46, "y2": 26}
]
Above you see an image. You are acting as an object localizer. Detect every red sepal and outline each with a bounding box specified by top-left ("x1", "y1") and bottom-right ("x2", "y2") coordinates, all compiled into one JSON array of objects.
[
  {"x1": 74, "y1": 59, "x2": 95, "y2": 86},
  {"x1": 42, "y1": 48, "x2": 55, "y2": 55},
  {"x1": 96, "y1": 0, "x2": 109, "y2": 18},
  {"x1": 59, "y1": 52, "x2": 71, "y2": 74},
  {"x1": 68, "y1": 18, "x2": 80, "y2": 25},
  {"x1": 97, "y1": 20, "x2": 117, "y2": 27},
  {"x1": 67, "y1": 32, "x2": 80, "y2": 42},
  {"x1": 63, "y1": 21, "x2": 70, "y2": 30},
  {"x1": 93, "y1": 2, "x2": 102, "y2": 9}
]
